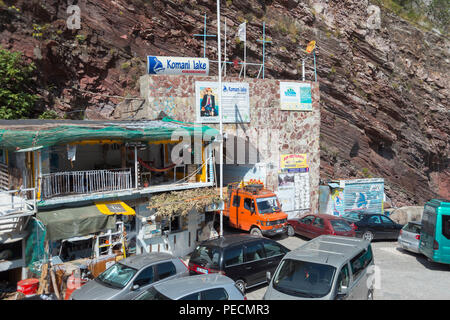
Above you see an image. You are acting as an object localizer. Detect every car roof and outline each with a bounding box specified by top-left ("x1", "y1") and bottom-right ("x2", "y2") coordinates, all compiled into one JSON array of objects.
[
  {"x1": 120, "y1": 252, "x2": 174, "y2": 269},
  {"x1": 284, "y1": 235, "x2": 370, "y2": 268},
  {"x1": 407, "y1": 221, "x2": 422, "y2": 225},
  {"x1": 198, "y1": 234, "x2": 267, "y2": 248},
  {"x1": 153, "y1": 274, "x2": 234, "y2": 299}
]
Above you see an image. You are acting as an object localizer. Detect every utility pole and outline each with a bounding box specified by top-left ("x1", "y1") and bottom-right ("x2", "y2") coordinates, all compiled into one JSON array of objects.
[{"x1": 217, "y1": 0, "x2": 224, "y2": 237}]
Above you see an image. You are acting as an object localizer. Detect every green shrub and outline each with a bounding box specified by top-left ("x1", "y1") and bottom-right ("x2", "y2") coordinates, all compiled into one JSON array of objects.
[{"x1": 0, "y1": 48, "x2": 39, "y2": 119}]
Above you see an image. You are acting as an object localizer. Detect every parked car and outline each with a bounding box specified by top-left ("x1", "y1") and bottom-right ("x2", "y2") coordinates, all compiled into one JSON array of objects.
[
  {"x1": 342, "y1": 212, "x2": 403, "y2": 241},
  {"x1": 419, "y1": 199, "x2": 450, "y2": 265},
  {"x1": 287, "y1": 214, "x2": 355, "y2": 239},
  {"x1": 398, "y1": 221, "x2": 422, "y2": 253},
  {"x1": 70, "y1": 252, "x2": 189, "y2": 300},
  {"x1": 188, "y1": 234, "x2": 290, "y2": 293},
  {"x1": 134, "y1": 273, "x2": 246, "y2": 300},
  {"x1": 263, "y1": 235, "x2": 374, "y2": 300}
]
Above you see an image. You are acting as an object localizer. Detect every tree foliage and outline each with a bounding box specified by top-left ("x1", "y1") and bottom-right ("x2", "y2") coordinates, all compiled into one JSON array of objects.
[{"x1": 0, "y1": 48, "x2": 39, "y2": 119}]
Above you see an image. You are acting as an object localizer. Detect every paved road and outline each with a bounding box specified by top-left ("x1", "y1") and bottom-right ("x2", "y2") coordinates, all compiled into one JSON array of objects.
[{"x1": 244, "y1": 233, "x2": 450, "y2": 300}]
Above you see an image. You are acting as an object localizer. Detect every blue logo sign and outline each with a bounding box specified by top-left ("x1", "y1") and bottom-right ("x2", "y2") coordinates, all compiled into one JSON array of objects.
[{"x1": 148, "y1": 56, "x2": 165, "y2": 74}]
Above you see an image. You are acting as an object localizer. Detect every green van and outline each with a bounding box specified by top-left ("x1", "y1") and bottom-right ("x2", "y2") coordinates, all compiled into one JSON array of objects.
[{"x1": 419, "y1": 199, "x2": 450, "y2": 265}]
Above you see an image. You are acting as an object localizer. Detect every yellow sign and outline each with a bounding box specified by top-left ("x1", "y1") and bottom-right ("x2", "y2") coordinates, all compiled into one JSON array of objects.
[
  {"x1": 306, "y1": 40, "x2": 316, "y2": 54},
  {"x1": 95, "y1": 201, "x2": 135, "y2": 216},
  {"x1": 280, "y1": 154, "x2": 308, "y2": 169}
]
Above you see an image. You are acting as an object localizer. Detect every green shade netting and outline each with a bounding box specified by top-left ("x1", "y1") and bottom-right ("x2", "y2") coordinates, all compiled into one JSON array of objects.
[{"x1": 0, "y1": 117, "x2": 219, "y2": 151}]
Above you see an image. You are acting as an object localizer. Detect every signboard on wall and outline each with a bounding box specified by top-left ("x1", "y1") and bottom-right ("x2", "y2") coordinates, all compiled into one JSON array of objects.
[
  {"x1": 280, "y1": 154, "x2": 309, "y2": 173},
  {"x1": 280, "y1": 82, "x2": 312, "y2": 111},
  {"x1": 147, "y1": 56, "x2": 209, "y2": 76},
  {"x1": 195, "y1": 81, "x2": 250, "y2": 123}
]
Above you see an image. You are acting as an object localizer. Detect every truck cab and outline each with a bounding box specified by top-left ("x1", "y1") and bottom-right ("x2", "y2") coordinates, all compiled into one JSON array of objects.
[{"x1": 224, "y1": 183, "x2": 288, "y2": 237}]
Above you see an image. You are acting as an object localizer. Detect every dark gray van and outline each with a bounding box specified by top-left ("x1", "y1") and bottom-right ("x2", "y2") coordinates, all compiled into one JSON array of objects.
[
  {"x1": 188, "y1": 234, "x2": 290, "y2": 293},
  {"x1": 263, "y1": 235, "x2": 375, "y2": 300}
]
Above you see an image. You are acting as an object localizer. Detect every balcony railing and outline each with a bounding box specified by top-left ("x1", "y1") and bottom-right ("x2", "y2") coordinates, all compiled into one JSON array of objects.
[
  {"x1": 40, "y1": 168, "x2": 133, "y2": 199},
  {"x1": 0, "y1": 188, "x2": 36, "y2": 235}
]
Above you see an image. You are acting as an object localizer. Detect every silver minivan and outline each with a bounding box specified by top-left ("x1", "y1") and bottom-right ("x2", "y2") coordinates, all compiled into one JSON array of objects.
[
  {"x1": 71, "y1": 252, "x2": 189, "y2": 300},
  {"x1": 263, "y1": 235, "x2": 375, "y2": 300}
]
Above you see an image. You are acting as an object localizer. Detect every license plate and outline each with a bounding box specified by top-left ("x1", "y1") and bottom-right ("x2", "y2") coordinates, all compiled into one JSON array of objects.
[
  {"x1": 275, "y1": 228, "x2": 284, "y2": 233},
  {"x1": 196, "y1": 267, "x2": 208, "y2": 274}
]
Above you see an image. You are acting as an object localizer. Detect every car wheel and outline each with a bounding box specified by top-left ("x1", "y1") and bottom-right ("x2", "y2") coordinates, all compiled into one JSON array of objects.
[
  {"x1": 287, "y1": 225, "x2": 295, "y2": 237},
  {"x1": 235, "y1": 279, "x2": 247, "y2": 294},
  {"x1": 250, "y1": 227, "x2": 262, "y2": 237},
  {"x1": 362, "y1": 231, "x2": 374, "y2": 242}
]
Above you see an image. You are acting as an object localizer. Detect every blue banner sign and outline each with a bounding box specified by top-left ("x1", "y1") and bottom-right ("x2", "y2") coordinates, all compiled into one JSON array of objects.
[{"x1": 147, "y1": 56, "x2": 209, "y2": 76}]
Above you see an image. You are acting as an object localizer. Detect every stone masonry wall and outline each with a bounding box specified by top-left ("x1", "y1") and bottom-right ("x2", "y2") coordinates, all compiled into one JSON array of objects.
[{"x1": 116, "y1": 75, "x2": 321, "y2": 214}]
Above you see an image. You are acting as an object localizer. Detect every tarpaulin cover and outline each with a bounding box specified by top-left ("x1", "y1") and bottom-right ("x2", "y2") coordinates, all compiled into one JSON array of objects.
[
  {"x1": 36, "y1": 206, "x2": 117, "y2": 241},
  {"x1": 0, "y1": 117, "x2": 219, "y2": 151}
]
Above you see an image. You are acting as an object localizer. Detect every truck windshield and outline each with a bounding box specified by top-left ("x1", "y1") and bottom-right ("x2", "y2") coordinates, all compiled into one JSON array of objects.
[
  {"x1": 256, "y1": 197, "x2": 280, "y2": 214},
  {"x1": 272, "y1": 259, "x2": 336, "y2": 298},
  {"x1": 96, "y1": 263, "x2": 138, "y2": 289}
]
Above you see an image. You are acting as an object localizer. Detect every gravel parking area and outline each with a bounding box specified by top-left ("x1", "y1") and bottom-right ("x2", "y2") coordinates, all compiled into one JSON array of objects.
[{"x1": 244, "y1": 233, "x2": 450, "y2": 300}]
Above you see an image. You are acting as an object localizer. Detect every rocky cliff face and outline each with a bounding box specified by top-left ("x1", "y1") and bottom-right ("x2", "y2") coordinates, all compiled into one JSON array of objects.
[{"x1": 0, "y1": 0, "x2": 448, "y2": 206}]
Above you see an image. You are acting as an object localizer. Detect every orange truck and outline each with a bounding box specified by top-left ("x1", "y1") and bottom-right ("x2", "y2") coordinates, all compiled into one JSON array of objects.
[{"x1": 213, "y1": 183, "x2": 288, "y2": 237}]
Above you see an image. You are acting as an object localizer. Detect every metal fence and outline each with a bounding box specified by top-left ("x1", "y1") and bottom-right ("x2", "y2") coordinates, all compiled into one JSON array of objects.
[
  {"x1": 0, "y1": 188, "x2": 36, "y2": 235},
  {"x1": 41, "y1": 168, "x2": 133, "y2": 199}
]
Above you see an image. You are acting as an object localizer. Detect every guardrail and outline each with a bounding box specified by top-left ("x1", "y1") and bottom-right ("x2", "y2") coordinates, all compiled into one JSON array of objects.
[
  {"x1": 0, "y1": 188, "x2": 36, "y2": 234},
  {"x1": 40, "y1": 168, "x2": 133, "y2": 199}
]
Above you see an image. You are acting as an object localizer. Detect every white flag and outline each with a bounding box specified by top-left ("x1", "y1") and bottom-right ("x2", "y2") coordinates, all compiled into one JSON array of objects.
[{"x1": 237, "y1": 22, "x2": 246, "y2": 42}]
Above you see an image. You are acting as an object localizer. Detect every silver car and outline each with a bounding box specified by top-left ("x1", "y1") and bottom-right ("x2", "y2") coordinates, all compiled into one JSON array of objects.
[
  {"x1": 134, "y1": 273, "x2": 246, "y2": 300},
  {"x1": 71, "y1": 253, "x2": 189, "y2": 300},
  {"x1": 263, "y1": 235, "x2": 375, "y2": 300},
  {"x1": 398, "y1": 221, "x2": 422, "y2": 254}
]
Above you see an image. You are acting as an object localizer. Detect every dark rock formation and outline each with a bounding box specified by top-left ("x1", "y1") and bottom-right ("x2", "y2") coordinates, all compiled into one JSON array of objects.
[{"x1": 0, "y1": 0, "x2": 448, "y2": 206}]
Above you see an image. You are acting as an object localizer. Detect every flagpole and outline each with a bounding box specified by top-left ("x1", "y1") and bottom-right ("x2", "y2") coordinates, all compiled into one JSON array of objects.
[
  {"x1": 244, "y1": 21, "x2": 246, "y2": 79},
  {"x1": 217, "y1": 0, "x2": 224, "y2": 237}
]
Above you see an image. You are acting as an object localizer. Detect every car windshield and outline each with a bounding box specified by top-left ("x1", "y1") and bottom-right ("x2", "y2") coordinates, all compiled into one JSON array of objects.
[
  {"x1": 256, "y1": 197, "x2": 280, "y2": 214},
  {"x1": 190, "y1": 245, "x2": 221, "y2": 269},
  {"x1": 342, "y1": 212, "x2": 365, "y2": 222},
  {"x1": 330, "y1": 219, "x2": 352, "y2": 232},
  {"x1": 273, "y1": 259, "x2": 336, "y2": 298},
  {"x1": 96, "y1": 263, "x2": 138, "y2": 289},
  {"x1": 135, "y1": 287, "x2": 171, "y2": 300}
]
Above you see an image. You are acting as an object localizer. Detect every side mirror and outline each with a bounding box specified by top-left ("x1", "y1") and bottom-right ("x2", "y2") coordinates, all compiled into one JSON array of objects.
[
  {"x1": 131, "y1": 284, "x2": 140, "y2": 291},
  {"x1": 266, "y1": 271, "x2": 271, "y2": 283}
]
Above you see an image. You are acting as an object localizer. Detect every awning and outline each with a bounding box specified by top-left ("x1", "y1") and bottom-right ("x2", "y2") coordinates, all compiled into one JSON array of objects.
[
  {"x1": 95, "y1": 201, "x2": 135, "y2": 216},
  {"x1": 328, "y1": 183, "x2": 340, "y2": 189},
  {"x1": 36, "y1": 205, "x2": 117, "y2": 242}
]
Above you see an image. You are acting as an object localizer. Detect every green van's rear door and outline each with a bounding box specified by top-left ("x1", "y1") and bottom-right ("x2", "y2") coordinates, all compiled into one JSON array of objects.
[{"x1": 419, "y1": 204, "x2": 436, "y2": 259}]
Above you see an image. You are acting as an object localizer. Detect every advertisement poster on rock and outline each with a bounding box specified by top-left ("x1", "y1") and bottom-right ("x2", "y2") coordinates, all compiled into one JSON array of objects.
[{"x1": 196, "y1": 81, "x2": 250, "y2": 123}]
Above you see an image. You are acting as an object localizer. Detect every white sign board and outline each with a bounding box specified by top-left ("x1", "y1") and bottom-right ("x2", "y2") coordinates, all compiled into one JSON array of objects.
[
  {"x1": 195, "y1": 81, "x2": 250, "y2": 123},
  {"x1": 280, "y1": 82, "x2": 313, "y2": 111},
  {"x1": 147, "y1": 56, "x2": 209, "y2": 76}
]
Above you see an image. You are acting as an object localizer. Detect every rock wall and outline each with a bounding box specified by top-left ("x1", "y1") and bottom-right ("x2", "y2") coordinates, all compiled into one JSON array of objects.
[
  {"x1": 0, "y1": 0, "x2": 448, "y2": 206},
  {"x1": 122, "y1": 75, "x2": 321, "y2": 214}
]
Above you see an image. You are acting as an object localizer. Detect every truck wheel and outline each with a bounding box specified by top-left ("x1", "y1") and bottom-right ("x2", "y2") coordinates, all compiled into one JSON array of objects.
[
  {"x1": 287, "y1": 225, "x2": 295, "y2": 237},
  {"x1": 250, "y1": 227, "x2": 262, "y2": 237}
]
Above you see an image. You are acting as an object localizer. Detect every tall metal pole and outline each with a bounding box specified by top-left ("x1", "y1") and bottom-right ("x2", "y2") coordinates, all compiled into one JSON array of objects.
[
  {"x1": 217, "y1": 0, "x2": 224, "y2": 237},
  {"x1": 224, "y1": 18, "x2": 227, "y2": 77},
  {"x1": 313, "y1": 49, "x2": 317, "y2": 82},
  {"x1": 262, "y1": 22, "x2": 266, "y2": 79},
  {"x1": 243, "y1": 21, "x2": 246, "y2": 79},
  {"x1": 203, "y1": 14, "x2": 207, "y2": 58}
]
